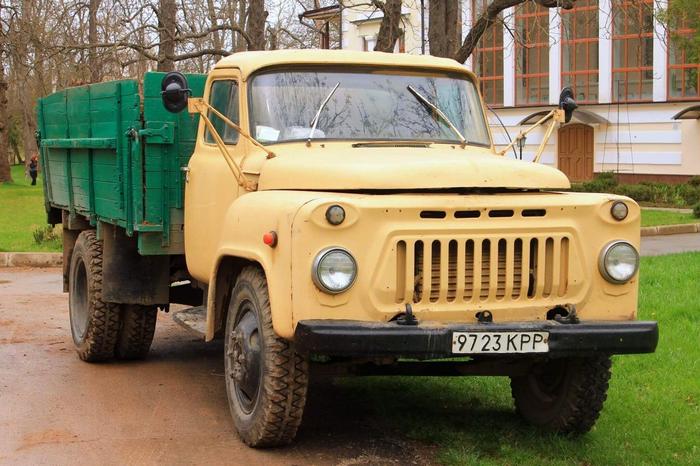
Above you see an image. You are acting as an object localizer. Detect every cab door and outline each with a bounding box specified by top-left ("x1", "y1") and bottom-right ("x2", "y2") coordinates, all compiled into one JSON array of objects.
[{"x1": 184, "y1": 70, "x2": 247, "y2": 282}]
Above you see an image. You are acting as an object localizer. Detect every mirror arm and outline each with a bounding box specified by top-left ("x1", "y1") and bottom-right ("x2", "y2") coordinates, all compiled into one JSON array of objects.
[
  {"x1": 188, "y1": 98, "x2": 275, "y2": 160},
  {"x1": 497, "y1": 108, "x2": 565, "y2": 158},
  {"x1": 189, "y1": 98, "x2": 257, "y2": 191}
]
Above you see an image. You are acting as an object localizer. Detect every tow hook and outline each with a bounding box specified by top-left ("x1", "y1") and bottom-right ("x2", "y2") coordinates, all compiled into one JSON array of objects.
[
  {"x1": 547, "y1": 304, "x2": 580, "y2": 324},
  {"x1": 476, "y1": 310, "x2": 493, "y2": 323},
  {"x1": 396, "y1": 303, "x2": 418, "y2": 326}
]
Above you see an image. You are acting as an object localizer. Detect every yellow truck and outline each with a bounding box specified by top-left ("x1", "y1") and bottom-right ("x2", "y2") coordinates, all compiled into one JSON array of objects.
[{"x1": 38, "y1": 50, "x2": 657, "y2": 447}]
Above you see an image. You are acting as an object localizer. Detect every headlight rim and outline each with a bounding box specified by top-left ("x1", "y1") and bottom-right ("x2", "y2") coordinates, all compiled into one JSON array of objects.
[
  {"x1": 598, "y1": 240, "x2": 639, "y2": 284},
  {"x1": 610, "y1": 201, "x2": 629, "y2": 221},
  {"x1": 312, "y1": 246, "x2": 357, "y2": 294}
]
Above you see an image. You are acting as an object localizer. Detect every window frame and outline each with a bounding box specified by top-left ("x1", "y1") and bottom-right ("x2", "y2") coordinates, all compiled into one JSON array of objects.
[
  {"x1": 611, "y1": 0, "x2": 655, "y2": 103},
  {"x1": 667, "y1": 19, "x2": 700, "y2": 101},
  {"x1": 204, "y1": 79, "x2": 241, "y2": 146},
  {"x1": 514, "y1": 1, "x2": 550, "y2": 106},
  {"x1": 560, "y1": 0, "x2": 600, "y2": 104},
  {"x1": 472, "y1": 0, "x2": 505, "y2": 107}
]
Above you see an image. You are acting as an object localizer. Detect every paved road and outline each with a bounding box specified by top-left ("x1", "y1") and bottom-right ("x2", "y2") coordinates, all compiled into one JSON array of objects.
[
  {"x1": 641, "y1": 233, "x2": 700, "y2": 256},
  {"x1": 0, "y1": 268, "x2": 433, "y2": 466}
]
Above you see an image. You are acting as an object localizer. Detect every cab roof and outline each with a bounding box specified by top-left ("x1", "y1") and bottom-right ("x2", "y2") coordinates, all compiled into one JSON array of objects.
[{"x1": 214, "y1": 49, "x2": 476, "y2": 81}]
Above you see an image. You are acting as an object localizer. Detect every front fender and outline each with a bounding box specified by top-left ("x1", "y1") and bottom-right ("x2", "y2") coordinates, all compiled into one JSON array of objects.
[{"x1": 204, "y1": 191, "x2": 323, "y2": 340}]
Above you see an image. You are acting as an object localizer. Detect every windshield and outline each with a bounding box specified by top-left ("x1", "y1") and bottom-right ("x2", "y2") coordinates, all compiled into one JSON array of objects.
[{"x1": 249, "y1": 68, "x2": 491, "y2": 146}]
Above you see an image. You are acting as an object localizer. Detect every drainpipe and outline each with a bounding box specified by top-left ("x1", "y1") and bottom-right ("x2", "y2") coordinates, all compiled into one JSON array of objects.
[{"x1": 420, "y1": 0, "x2": 425, "y2": 54}]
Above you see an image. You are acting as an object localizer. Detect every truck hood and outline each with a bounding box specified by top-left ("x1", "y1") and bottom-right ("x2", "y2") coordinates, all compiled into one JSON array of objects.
[{"x1": 255, "y1": 144, "x2": 570, "y2": 191}]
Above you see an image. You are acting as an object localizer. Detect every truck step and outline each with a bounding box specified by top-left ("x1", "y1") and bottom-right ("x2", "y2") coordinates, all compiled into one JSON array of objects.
[{"x1": 172, "y1": 306, "x2": 206, "y2": 337}]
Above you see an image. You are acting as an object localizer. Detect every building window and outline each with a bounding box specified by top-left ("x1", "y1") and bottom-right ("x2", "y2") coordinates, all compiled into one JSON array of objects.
[
  {"x1": 561, "y1": 0, "x2": 599, "y2": 103},
  {"x1": 668, "y1": 17, "x2": 699, "y2": 100},
  {"x1": 515, "y1": 1, "x2": 550, "y2": 105},
  {"x1": 612, "y1": 0, "x2": 654, "y2": 102},
  {"x1": 472, "y1": 0, "x2": 504, "y2": 106},
  {"x1": 363, "y1": 34, "x2": 405, "y2": 52}
]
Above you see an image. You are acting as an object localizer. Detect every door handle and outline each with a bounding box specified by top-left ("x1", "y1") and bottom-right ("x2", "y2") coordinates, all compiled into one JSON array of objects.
[{"x1": 180, "y1": 166, "x2": 190, "y2": 183}]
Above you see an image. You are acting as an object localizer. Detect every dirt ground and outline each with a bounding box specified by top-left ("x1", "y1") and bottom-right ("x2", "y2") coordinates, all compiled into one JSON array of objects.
[{"x1": 0, "y1": 268, "x2": 436, "y2": 466}]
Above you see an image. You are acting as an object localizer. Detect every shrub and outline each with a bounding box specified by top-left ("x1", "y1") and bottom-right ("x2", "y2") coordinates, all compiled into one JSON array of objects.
[
  {"x1": 580, "y1": 172, "x2": 618, "y2": 193},
  {"x1": 694, "y1": 202, "x2": 700, "y2": 219},
  {"x1": 32, "y1": 225, "x2": 60, "y2": 245},
  {"x1": 688, "y1": 176, "x2": 700, "y2": 187}
]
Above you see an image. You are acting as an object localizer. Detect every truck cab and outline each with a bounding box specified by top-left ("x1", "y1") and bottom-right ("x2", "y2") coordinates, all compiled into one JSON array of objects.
[{"x1": 38, "y1": 50, "x2": 657, "y2": 448}]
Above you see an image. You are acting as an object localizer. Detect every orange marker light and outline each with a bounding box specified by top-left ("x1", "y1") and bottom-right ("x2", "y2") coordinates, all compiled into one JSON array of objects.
[{"x1": 263, "y1": 231, "x2": 278, "y2": 247}]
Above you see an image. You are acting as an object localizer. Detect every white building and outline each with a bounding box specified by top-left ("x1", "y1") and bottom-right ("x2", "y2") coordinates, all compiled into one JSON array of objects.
[{"x1": 301, "y1": 0, "x2": 700, "y2": 182}]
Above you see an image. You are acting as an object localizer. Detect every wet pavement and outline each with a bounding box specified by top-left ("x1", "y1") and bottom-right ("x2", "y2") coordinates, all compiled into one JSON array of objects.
[{"x1": 0, "y1": 268, "x2": 433, "y2": 466}]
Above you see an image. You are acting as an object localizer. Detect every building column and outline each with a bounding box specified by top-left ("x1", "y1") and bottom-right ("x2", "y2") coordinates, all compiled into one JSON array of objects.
[
  {"x1": 503, "y1": 7, "x2": 515, "y2": 107},
  {"x1": 653, "y1": 0, "x2": 668, "y2": 102},
  {"x1": 598, "y1": 0, "x2": 612, "y2": 103},
  {"x1": 549, "y1": 9, "x2": 561, "y2": 104}
]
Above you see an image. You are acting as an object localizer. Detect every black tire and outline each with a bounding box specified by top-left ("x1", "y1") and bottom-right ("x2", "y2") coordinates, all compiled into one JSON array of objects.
[
  {"x1": 510, "y1": 355, "x2": 612, "y2": 435},
  {"x1": 116, "y1": 304, "x2": 158, "y2": 360},
  {"x1": 224, "y1": 266, "x2": 309, "y2": 447},
  {"x1": 68, "y1": 230, "x2": 121, "y2": 362}
]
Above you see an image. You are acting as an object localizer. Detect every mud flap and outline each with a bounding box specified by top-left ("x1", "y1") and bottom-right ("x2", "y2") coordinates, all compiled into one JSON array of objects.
[{"x1": 101, "y1": 223, "x2": 170, "y2": 305}]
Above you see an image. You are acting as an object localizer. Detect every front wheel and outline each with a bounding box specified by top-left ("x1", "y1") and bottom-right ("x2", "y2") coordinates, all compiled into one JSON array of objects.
[
  {"x1": 510, "y1": 355, "x2": 612, "y2": 434},
  {"x1": 224, "y1": 266, "x2": 309, "y2": 447}
]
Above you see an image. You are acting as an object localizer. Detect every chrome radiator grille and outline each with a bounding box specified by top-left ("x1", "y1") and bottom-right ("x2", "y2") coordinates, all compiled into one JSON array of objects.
[{"x1": 394, "y1": 236, "x2": 571, "y2": 305}]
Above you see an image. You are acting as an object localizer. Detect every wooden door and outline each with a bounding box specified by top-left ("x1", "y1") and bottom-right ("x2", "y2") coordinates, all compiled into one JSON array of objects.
[{"x1": 557, "y1": 124, "x2": 594, "y2": 181}]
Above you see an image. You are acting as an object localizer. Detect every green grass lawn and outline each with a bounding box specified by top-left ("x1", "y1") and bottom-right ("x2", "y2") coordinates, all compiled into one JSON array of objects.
[
  {"x1": 333, "y1": 252, "x2": 700, "y2": 465},
  {"x1": 641, "y1": 209, "x2": 699, "y2": 228},
  {"x1": 0, "y1": 165, "x2": 61, "y2": 252}
]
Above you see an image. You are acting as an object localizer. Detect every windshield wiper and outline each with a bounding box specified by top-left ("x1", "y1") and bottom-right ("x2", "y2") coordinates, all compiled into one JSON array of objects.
[
  {"x1": 407, "y1": 85, "x2": 468, "y2": 148},
  {"x1": 306, "y1": 82, "x2": 340, "y2": 147}
]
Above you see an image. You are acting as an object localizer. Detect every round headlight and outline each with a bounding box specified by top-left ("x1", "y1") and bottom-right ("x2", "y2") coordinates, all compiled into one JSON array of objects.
[
  {"x1": 611, "y1": 201, "x2": 629, "y2": 221},
  {"x1": 325, "y1": 205, "x2": 345, "y2": 225},
  {"x1": 312, "y1": 248, "x2": 357, "y2": 293},
  {"x1": 599, "y1": 241, "x2": 639, "y2": 283}
]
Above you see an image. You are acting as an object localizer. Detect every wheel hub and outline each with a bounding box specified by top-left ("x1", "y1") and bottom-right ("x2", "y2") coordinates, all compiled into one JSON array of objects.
[{"x1": 227, "y1": 304, "x2": 262, "y2": 414}]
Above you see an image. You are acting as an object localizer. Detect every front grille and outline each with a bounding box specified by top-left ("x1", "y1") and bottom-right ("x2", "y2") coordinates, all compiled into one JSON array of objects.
[{"x1": 395, "y1": 235, "x2": 570, "y2": 305}]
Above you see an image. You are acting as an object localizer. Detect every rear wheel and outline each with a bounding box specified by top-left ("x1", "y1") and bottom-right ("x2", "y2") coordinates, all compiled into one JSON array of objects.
[
  {"x1": 224, "y1": 266, "x2": 309, "y2": 447},
  {"x1": 68, "y1": 230, "x2": 121, "y2": 362},
  {"x1": 510, "y1": 355, "x2": 612, "y2": 434},
  {"x1": 116, "y1": 304, "x2": 158, "y2": 360}
]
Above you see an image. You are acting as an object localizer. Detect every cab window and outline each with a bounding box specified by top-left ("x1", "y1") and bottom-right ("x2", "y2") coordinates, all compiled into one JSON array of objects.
[{"x1": 205, "y1": 80, "x2": 239, "y2": 144}]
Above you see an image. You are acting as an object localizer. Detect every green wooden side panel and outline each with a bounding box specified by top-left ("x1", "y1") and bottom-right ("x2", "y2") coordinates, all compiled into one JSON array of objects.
[
  {"x1": 139, "y1": 72, "x2": 206, "y2": 255},
  {"x1": 37, "y1": 72, "x2": 206, "y2": 256}
]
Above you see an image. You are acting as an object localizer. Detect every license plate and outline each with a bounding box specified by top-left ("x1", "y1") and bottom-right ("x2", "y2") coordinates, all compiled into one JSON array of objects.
[{"x1": 451, "y1": 331, "x2": 549, "y2": 354}]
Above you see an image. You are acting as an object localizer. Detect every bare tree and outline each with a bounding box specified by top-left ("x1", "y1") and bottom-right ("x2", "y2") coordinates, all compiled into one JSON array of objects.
[
  {"x1": 246, "y1": 0, "x2": 268, "y2": 50},
  {"x1": 428, "y1": 0, "x2": 462, "y2": 58},
  {"x1": 157, "y1": 0, "x2": 176, "y2": 71},
  {"x1": 88, "y1": 0, "x2": 100, "y2": 82},
  {"x1": 0, "y1": 65, "x2": 11, "y2": 183},
  {"x1": 373, "y1": 0, "x2": 403, "y2": 52}
]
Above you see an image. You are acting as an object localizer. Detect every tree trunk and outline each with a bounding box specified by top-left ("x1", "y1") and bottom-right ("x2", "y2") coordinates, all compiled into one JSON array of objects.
[
  {"x1": 235, "y1": 0, "x2": 248, "y2": 52},
  {"x1": 374, "y1": 0, "x2": 403, "y2": 52},
  {"x1": 157, "y1": 0, "x2": 176, "y2": 71},
  {"x1": 206, "y1": 0, "x2": 222, "y2": 61},
  {"x1": 246, "y1": 0, "x2": 268, "y2": 51},
  {"x1": 0, "y1": 71, "x2": 12, "y2": 183},
  {"x1": 88, "y1": 0, "x2": 101, "y2": 82},
  {"x1": 428, "y1": 0, "x2": 461, "y2": 58}
]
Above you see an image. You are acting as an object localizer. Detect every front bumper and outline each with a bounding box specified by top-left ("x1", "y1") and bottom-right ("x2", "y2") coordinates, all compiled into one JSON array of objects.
[{"x1": 294, "y1": 320, "x2": 658, "y2": 358}]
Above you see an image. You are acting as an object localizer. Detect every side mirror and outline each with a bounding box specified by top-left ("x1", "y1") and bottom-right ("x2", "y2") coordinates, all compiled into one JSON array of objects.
[
  {"x1": 161, "y1": 72, "x2": 191, "y2": 113},
  {"x1": 559, "y1": 87, "x2": 577, "y2": 123}
]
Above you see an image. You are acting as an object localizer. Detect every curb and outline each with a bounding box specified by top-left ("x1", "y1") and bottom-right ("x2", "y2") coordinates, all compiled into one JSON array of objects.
[
  {"x1": 0, "y1": 252, "x2": 62, "y2": 268},
  {"x1": 640, "y1": 223, "x2": 700, "y2": 237}
]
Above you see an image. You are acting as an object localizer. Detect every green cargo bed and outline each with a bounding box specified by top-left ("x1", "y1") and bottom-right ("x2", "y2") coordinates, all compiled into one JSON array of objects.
[{"x1": 37, "y1": 72, "x2": 206, "y2": 255}]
